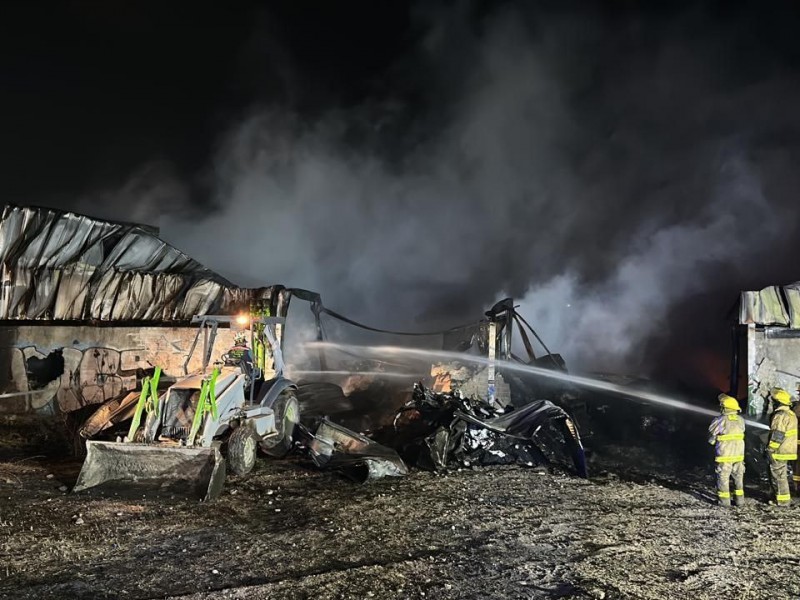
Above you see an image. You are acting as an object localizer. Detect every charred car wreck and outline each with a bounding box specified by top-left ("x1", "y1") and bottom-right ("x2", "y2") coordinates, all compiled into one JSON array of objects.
[
  {"x1": 385, "y1": 299, "x2": 587, "y2": 477},
  {"x1": 389, "y1": 382, "x2": 587, "y2": 477}
]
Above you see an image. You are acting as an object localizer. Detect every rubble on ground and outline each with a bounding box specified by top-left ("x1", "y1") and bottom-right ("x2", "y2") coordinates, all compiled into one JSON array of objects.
[
  {"x1": 385, "y1": 383, "x2": 587, "y2": 476},
  {"x1": 3, "y1": 454, "x2": 799, "y2": 600}
]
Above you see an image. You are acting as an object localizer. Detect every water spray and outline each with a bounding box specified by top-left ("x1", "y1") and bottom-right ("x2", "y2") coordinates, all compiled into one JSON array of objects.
[
  {"x1": 287, "y1": 369, "x2": 418, "y2": 379},
  {"x1": 307, "y1": 341, "x2": 770, "y2": 431}
]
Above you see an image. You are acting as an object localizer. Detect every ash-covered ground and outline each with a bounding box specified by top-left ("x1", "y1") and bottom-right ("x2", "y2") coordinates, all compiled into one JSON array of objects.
[{"x1": 1, "y1": 408, "x2": 799, "y2": 600}]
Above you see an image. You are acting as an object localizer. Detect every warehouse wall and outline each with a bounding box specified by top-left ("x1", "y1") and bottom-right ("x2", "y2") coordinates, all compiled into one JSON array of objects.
[{"x1": 0, "y1": 325, "x2": 236, "y2": 415}]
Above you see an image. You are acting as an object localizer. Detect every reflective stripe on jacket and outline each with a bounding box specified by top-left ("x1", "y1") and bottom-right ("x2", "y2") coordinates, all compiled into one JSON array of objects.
[
  {"x1": 768, "y1": 405, "x2": 798, "y2": 461},
  {"x1": 795, "y1": 404, "x2": 800, "y2": 467},
  {"x1": 708, "y1": 412, "x2": 745, "y2": 463}
]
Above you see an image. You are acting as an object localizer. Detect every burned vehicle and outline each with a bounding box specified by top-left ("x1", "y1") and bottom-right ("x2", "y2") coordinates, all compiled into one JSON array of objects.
[
  {"x1": 392, "y1": 299, "x2": 586, "y2": 476},
  {"x1": 73, "y1": 314, "x2": 299, "y2": 501},
  {"x1": 390, "y1": 383, "x2": 586, "y2": 476}
]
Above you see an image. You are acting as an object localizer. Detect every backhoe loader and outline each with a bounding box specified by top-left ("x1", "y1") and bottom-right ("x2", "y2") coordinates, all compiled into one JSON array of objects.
[{"x1": 73, "y1": 314, "x2": 300, "y2": 501}]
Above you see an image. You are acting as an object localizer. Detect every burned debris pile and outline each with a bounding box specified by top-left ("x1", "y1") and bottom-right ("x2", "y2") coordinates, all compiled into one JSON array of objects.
[
  {"x1": 297, "y1": 418, "x2": 408, "y2": 483},
  {"x1": 290, "y1": 374, "x2": 589, "y2": 484},
  {"x1": 385, "y1": 383, "x2": 588, "y2": 477}
]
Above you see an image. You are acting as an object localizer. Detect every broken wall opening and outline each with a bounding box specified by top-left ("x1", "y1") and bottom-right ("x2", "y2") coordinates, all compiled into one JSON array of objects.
[{"x1": 745, "y1": 325, "x2": 800, "y2": 418}]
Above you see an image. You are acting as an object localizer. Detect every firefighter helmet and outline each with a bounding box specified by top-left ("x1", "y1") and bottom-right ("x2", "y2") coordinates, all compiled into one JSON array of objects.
[
  {"x1": 771, "y1": 388, "x2": 791, "y2": 405},
  {"x1": 717, "y1": 393, "x2": 741, "y2": 412}
]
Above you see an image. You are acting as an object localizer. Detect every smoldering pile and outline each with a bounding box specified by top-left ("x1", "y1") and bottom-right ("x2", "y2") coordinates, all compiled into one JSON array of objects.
[{"x1": 385, "y1": 383, "x2": 588, "y2": 476}]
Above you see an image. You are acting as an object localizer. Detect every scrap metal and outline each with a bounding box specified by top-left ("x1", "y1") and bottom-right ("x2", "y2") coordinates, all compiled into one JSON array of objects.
[
  {"x1": 0, "y1": 204, "x2": 286, "y2": 322},
  {"x1": 391, "y1": 383, "x2": 588, "y2": 477},
  {"x1": 301, "y1": 418, "x2": 408, "y2": 482}
]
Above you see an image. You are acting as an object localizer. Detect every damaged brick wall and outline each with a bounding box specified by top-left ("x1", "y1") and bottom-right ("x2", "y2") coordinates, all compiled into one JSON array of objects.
[{"x1": 0, "y1": 325, "x2": 236, "y2": 415}]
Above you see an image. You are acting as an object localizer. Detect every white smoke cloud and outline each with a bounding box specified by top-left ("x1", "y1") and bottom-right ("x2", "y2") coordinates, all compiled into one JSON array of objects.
[
  {"x1": 63, "y1": 4, "x2": 800, "y2": 378},
  {"x1": 517, "y1": 153, "x2": 778, "y2": 371},
  {"x1": 161, "y1": 12, "x2": 572, "y2": 321}
]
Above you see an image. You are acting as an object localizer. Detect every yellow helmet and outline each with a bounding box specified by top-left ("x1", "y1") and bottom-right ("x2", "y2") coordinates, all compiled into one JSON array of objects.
[
  {"x1": 718, "y1": 393, "x2": 740, "y2": 412},
  {"x1": 771, "y1": 388, "x2": 792, "y2": 405}
]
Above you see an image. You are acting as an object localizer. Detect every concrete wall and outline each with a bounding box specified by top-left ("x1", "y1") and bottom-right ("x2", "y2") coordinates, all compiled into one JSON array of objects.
[
  {"x1": 746, "y1": 325, "x2": 800, "y2": 417},
  {"x1": 0, "y1": 325, "x2": 236, "y2": 415}
]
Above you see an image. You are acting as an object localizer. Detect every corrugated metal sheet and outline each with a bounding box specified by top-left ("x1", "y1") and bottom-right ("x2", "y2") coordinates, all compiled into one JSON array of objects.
[
  {"x1": 782, "y1": 283, "x2": 800, "y2": 328},
  {"x1": 740, "y1": 286, "x2": 791, "y2": 326},
  {"x1": 0, "y1": 204, "x2": 277, "y2": 322}
]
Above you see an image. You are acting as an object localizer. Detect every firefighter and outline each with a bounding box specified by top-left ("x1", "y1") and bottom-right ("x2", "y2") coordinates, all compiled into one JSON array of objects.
[
  {"x1": 225, "y1": 331, "x2": 250, "y2": 362},
  {"x1": 766, "y1": 387, "x2": 798, "y2": 507},
  {"x1": 794, "y1": 392, "x2": 800, "y2": 492},
  {"x1": 708, "y1": 393, "x2": 746, "y2": 507}
]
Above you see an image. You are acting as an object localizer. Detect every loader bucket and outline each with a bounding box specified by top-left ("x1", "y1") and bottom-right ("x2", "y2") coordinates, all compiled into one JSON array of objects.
[{"x1": 73, "y1": 441, "x2": 226, "y2": 502}]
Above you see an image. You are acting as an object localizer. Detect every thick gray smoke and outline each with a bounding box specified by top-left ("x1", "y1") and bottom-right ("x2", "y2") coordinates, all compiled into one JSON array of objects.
[
  {"x1": 164, "y1": 11, "x2": 576, "y2": 320},
  {"x1": 76, "y1": 4, "x2": 800, "y2": 376},
  {"x1": 517, "y1": 153, "x2": 778, "y2": 372},
  {"x1": 75, "y1": 161, "x2": 191, "y2": 227}
]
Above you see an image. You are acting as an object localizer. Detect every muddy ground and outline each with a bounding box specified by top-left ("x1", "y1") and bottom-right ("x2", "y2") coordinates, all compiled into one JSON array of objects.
[{"x1": 1, "y1": 442, "x2": 799, "y2": 600}]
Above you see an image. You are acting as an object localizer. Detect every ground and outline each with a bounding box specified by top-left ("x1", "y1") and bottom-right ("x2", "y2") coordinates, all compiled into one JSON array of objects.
[{"x1": 1, "y1": 449, "x2": 799, "y2": 600}]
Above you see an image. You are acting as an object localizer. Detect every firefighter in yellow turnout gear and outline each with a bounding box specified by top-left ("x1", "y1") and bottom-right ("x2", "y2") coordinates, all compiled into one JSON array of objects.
[
  {"x1": 708, "y1": 394, "x2": 746, "y2": 507},
  {"x1": 793, "y1": 397, "x2": 800, "y2": 492},
  {"x1": 767, "y1": 388, "x2": 798, "y2": 507}
]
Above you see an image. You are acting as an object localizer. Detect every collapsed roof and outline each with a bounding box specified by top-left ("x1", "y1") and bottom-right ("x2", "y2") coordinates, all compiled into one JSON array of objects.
[
  {"x1": 0, "y1": 204, "x2": 278, "y2": 322},
  {"x1": 739, "y1": 284, "x2": 800, "y2": 328}
]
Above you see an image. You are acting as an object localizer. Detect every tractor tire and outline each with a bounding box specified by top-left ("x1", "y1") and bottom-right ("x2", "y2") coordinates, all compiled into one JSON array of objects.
[
  {"x1": 261, "y1": 391, "x2": 299, "y2": 458},
  {"x1": 227, "y1": 427, "x2": 257, "y2": 476}
]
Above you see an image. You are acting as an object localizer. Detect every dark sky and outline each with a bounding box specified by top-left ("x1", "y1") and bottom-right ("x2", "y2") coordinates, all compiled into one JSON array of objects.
[
  {"x1": 0, "y1": 0, "x2": 415, "y2": 202},
  {"x1": 0, "y1": 0, "x2": 796, "y2": 197},
  {"x1": 5, "y1": 0, "x2": 795, "y2": 204},
  {"x1": 3, "y1": 1, "x2": 800, "y2": 382}
]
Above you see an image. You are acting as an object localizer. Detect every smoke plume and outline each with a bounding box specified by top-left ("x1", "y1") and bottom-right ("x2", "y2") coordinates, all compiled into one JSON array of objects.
[{"x1": 69, "y1": 3, "x2": 800, "y2": 377}]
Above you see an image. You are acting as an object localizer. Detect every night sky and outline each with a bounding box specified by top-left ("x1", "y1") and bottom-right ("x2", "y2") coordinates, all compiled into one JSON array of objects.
[
  {"x1": 0, "y1": 1, "x2": 414, "y2": 201},
  {"x1": 3, "y1": 1, "x2": 800, "y2": 383}
]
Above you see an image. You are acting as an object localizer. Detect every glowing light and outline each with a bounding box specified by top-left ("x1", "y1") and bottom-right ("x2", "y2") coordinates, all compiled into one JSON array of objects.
[{"x1": 235, "y1": 314, "x2": 250, "y2": 327}]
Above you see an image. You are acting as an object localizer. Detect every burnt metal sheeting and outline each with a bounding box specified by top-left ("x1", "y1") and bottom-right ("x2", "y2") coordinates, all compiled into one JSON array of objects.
[
  {"x1": 393, "y1": 384, "x2": 588, "y2": 477},
  {"x1": 740, "y1": 286, "x2": 792, "y2": 327},
  {"x1": 305, "y1": 418, "x2": 408, "y2": 482},
  {"x1": 0, "y1": 204, "x2": 274, "y2": 322},
  {"x1": 783, "y1": 284, "x2": 800, "y2": 328}
]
